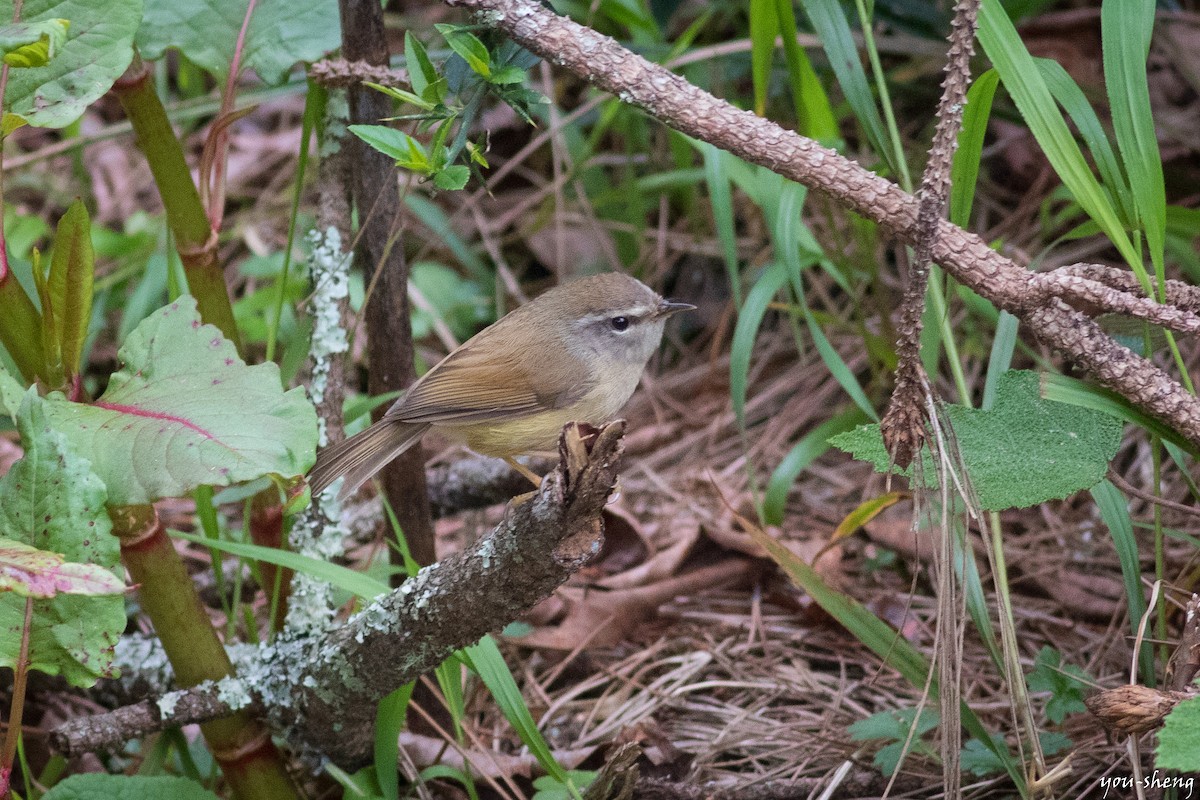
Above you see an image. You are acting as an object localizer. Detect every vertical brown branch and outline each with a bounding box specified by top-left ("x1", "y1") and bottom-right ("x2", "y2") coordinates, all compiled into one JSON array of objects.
[{"x1": 336, "y1": 0, "x2": 436, "y2": 566}]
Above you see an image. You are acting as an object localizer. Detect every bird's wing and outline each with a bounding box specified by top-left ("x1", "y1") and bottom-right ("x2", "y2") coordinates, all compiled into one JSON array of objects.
[{"x1": 386, "y1": 340, "x2": 594, "y2": 425}]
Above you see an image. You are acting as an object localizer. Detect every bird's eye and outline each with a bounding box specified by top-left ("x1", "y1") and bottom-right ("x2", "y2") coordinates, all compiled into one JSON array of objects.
[{"x1": 610, "y1": 316, "x2": 630, "y2": 332}]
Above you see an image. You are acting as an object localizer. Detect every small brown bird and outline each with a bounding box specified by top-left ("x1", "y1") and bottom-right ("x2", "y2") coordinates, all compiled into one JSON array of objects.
[{"x1": 308, "y1": 272, "x2": 693, "y2": 499}]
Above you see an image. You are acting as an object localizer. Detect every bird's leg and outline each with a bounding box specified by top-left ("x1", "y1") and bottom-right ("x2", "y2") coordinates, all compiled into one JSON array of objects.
[{"x1": 504, "y1": 457, "x2": 543, "y2": 487}]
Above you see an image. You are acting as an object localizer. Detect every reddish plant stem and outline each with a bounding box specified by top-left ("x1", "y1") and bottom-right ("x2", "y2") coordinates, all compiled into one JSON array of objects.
[
  {"x1": 111, "y1": 504, "x2": 299, "y2": 800},
  {"x1": 0, "y1": 597, "x2": 34, "y2": 796},
  {"x1": 112, "y1": 56, "x2": 242, "y2": 354}
]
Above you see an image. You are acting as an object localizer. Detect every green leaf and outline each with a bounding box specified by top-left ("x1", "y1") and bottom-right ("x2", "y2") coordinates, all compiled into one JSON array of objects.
[
  {"x1": 459, "y1": 636, "x2": 571, "y2": 785},
  {"x1": 950, "y1": 70, "x2": 1000, "y2": 227},
  {"x1": 763, "y1": 407, "x2": 868, "y2": 525},
  {"x1": 977, "y1": 0, "x2": 1143, "y2": 283},
  {"x1": 700, "y1": 143, "x2": 742, "y2": 307},
  {"x1": 0, "y1": 18, "x2": 68, "y2": 67},
  {"x1": 171, "y1": 531, "x2": 388, "y2": 600},
  {"x1": 375, "y1": 683, "x2": 415, "y2": 800},
  {"x1": 1102, "y1": 0, "x2": 1165, "y2": 283},
  {"x1": 44, "y1": 297, "x2": 317, "y2": 504},
  {"x1": 745, "y1": 521, "x2": 1022, "y2": 787},
  {"x1": 47, "y1": 199, "x2": 93, "y2": 383},
  {"x1": 0, "y1": 390, "x2": 123, "y2": 687},
  {"x1": 489, "y1": 64, "x2": 526, "y2": 85},
  {"x1": 349, "y1": 124, "x2": 431, "y2": 172},
  {"x1": 436, "y1": 24, "x2": 491, "y2": 79},
  {"x1": 1, "y1": 0, "x2": 140, "y2": 128},
  {"x1": 799, "y1": 0, "x2": 895, "y2": 174},
  {"x1": 731, "y1": 263, "x2": 789, "y2": 429},
  {"x1": 42, "y1": 774, "x2": 220, "y2": 800},
  {"x1": 0, "y1": 359, "x2": 23, "y2": 419},
  {"x1": 1156, "y1": 695, "x2": 1200, "y2": 771},
  {"x1": 1025, "y1": 646, "x2": 1089, "y2": 724},
  {"x1": 830, "y1": 370, "x2": 1123, "y2": 510},
  {"x1": 137, "y1": 0, "x2": 338, "y2": 85},
  {"x1": 772, "y1": 0, "x2": 837, "y2": 141},
  {"x1": 960, "y1": 734, "x2": 1008, "y2": 777},
  {"x1": 405, "y1": 31, "x2": 437, "y2": 100},
  {"x1": 1091, "y1": 480, "x2": 1153, "y2": 681},
  {"x1": 364, "y1": 81, "x2": 436, "y2": 112},
  {"x1": 748, "y1": 0, "x2": 778, "y2": 117},
  {"x1": 0, "y1": 537, "x2": 125, "y2": 597},
  {"x1": 848, "y1": 707, "x2": 939, "y2": 776},
  {"x1": 433, "y1": 165, "x2": 470, "y2": 191}
]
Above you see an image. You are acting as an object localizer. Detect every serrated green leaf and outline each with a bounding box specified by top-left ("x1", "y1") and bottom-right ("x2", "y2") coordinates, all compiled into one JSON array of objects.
[
  {"x1": 0, "y1": 18, "x2": 68, "y2": 67},
  {"x1": 405, "y1": 31, "x2": 436, "y2": 99},
  {"x1": 349, "y1": 124, "x2": 431, "y2": 172},
  {"x1": 436, "y1": 24, "x2": 491, "y2": 79},
  {"x1": 0, "y1": 390, "x2": 122, "y2": 687},
  {"x1": 2, "y1": 0, "x2": 141, "y2": 128},
  {"x1": 433, "y1": 165, "x2": 470, "y2": 190},
  {"x1": 43, "y1": 297, "x2": 317, "y2": 504},
  {"x1": 137, "y1": 0, "x2": 338, "y2": 85},
  {"x1": 42, "y1": 774, "x2": 220, "y2": 800},
  {"x1": 831, "y1": 370, "x2": 1122, "y2": 510},
  {"x1": 47, "y1": 199, "x2": 93, "y2": 382},
  {"x1": 1156, "y1": 695, "x2": 1200, "y2": 771}
]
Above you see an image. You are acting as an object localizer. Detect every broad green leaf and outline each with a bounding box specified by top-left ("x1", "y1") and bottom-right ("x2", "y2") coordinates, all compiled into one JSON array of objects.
[
  {"x1": 1040, "y1": 372, "x2": 1199, "y2": 457},
  {"x1": 0, "y1": 391, "x2": 123, "y2": 687},
  {"x1": 489, "y1": 64, "x2": 526, "y2": 85},
  {"x1": 47, "y1": 199, "x2": 93, "y2": 381},
  {"x1": 831, "y1": 370, "x2": 1122, "y2": 510},
  {"x1": 1, "y1": 0, "x2": 140, "y2": 128},
  {"x1": 1157, "y1": 696, "x2": 1200, "y2": 771},
  {"x1": 137, "y1": 0, "x2": 338, "y2": 85},
  {"x1": 44, "y1": 297, "x2": 317, "y2": 504},
  {"x1": 0, "y1": 18, "x2": 68, "y2": 67},
  {"x1": 436, "y1": 24, "x2": 491, "y2": 79},
  {"x1": 42, "y1": 774, "x2": 220, "y2": 800},
  {"x1": 848, "y1": 707, "x2": 939, "y2": 776},
  {"x1": 0, "y1": 538, "x2": 125, "y2": 597}
]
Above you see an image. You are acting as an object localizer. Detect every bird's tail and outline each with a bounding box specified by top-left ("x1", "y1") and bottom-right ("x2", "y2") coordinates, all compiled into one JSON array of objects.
[{"x1": 307, "y1": 419, "x2": 431, "y2": 500}]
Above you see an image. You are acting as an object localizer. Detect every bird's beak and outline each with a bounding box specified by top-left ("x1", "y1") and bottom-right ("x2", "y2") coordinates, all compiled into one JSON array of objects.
[{"x1": 655, "y1": 299, "x2": 696, "y2": 319}]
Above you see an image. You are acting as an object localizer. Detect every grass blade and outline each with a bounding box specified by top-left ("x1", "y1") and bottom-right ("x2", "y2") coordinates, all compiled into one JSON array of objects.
[{"x1": 977, "y1": 0, "x2": 1143, "y2": 285}]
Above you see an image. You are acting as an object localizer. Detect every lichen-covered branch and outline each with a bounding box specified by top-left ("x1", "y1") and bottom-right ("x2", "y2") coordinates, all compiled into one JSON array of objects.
[
  {"x1": 51, "y1": 423, "x2": 624, "y2": 766},
  {"x1": 442, "y1": 0, "x2": 1200, "y2": 450}
]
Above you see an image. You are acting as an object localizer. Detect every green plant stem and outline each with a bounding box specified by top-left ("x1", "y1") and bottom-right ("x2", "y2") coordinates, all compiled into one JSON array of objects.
[
  {"x1": 928, "y1": 269, "x2": 970, "y2": 404},
  {"x1": 984, "y1": 511, "x2": 1044, "y2": 789},
  {"x1": 1, "y1": 598, "x2": 33, "y2": 781},
  {"x1": 852, "y1": 0, "x2": 910, "y2": 190},
  {"x1": 1152, "y1": 438, "x2": 1167, "y2": 666},
  {"x1": 110, "y1": 504, "x2": 299, "y2": 800},
  {"x1": 111, "y1": 54, "x2": 242, "y2": 354}
]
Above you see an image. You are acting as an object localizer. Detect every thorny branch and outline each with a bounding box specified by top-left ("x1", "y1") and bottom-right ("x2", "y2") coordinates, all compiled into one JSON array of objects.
[{"x1": 441, "y1": 0, "x2": 1200, "y2": 452}]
